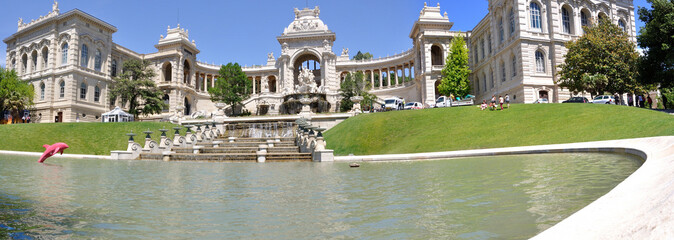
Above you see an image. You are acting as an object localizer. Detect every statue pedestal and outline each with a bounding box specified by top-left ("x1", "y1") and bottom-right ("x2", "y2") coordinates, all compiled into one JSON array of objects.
[{"x1": 350, "y1": 96, "x2": 363, "y2": 115}]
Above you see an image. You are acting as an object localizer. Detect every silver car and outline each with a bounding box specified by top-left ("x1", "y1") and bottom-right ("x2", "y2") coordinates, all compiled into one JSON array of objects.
[{"x1": 592, "y1": 95, "x2": 615, "y2": 104}]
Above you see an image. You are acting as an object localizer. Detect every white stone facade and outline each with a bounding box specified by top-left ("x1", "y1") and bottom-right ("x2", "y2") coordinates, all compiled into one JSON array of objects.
[
  {"x1": 469, "y1": 0, "x2": 636, "y2": 103},
  {"x1": 3, "y1": 1, "x2": 635, "y2": 122}
]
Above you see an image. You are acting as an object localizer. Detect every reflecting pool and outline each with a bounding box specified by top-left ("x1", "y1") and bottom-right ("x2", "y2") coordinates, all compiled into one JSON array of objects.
[{"x1": 0, "y1": 153, "x2": 641, "y2": 239}]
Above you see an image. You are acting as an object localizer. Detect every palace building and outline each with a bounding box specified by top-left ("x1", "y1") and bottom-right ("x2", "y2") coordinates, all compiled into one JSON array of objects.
[{"x1": 3, "y1": 1, "x2": 635, "y2": 123}]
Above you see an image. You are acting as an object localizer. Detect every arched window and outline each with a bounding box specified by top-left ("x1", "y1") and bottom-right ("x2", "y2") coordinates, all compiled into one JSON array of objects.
[
  {"x1": 111, "y1": 59, "x2": 117, "y2": 77},
  {"x1": 31, "y1": 51, "x2": 38, "y2": 72},
  {"x1": 94, "y1": 49, "x2": 102, "y2": 72},
  {"x1": 40, "y1": 82, "x2": 45, "y2": 100},
  {"x1": 619, "y1": 19, "x2": 626, "y2": 32},
  {"x1": 499, "y1": 18, "x2": 504, "y2": 43},
  {"x1": 163, "y1": 62, "x2": 172, "y2": 82},
  {"x1": 61, "y1": 43, "x2": 68, "y2": 66},
  {"x1": 581, "y1": 10, "x2": 589, "y2": 31},
  {"x1": 11, "y1": 58, "x2": 16, "y2": 70},
  {"x1": 598, "y1": 13, "x2": 607, "y2": 23},
  {"x1": 94, "y1": 85, "x2": 100, "y2": 102},
  {"x1": 481, "y1": 40, "x2": 486, "y2": 59},
  {"x1": 535, "y1": 51, "x2": 545, "y2": 73},
  {"x1": 162, "y1": 94, "x2": 170, "y2": 112},
  {"x1": 482, "y1": 73, "x2": 487, "y2": 92},
  {"x1": 42, "y1": 47, "x2": 49, "y2": 69},
  {"x1": 501, "y1": 62, "x2": 506, "y2": 82},
  {"x1": 59, "y1": 81, "x2": 65, "y2": 98},
  {"x1": 530, "y1": 2, "x2": 542, "y2": 31},
  {"x1": 183, "y1": 60, "x2": 191, "y2": 84},
  {"x1": 21, "y1": 54, "x2": 27, "y2": 73},
  {"x1": 431, "y1": 45, "x2": 442, "y2": 65},
  {"x1": 512, "y1": 56, "x2": 518, "y2": 77},
  {"x1": 562, "y1": 7, "x2": 571, "y2": 34},
  {"x1": 509, "y1": 8, "x2": 516, "y2": 35},
  {"x1": 80, "y1": 44, "x2": 89, "y2": 68},
  {"x1": 487, "y1": 35, "x2": 492, "y2": 55},
  {"x1": 80, "y1": 82, "x2": 87, "y2": 99}
]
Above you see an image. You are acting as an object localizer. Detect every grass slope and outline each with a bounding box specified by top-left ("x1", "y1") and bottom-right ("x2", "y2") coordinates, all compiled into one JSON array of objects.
[
  {"x1": 325, "y1": 104, "x2": 674, "y2": 156},
  {"x1": 0, "y1": 122, "x2": 181, "y2": 155}
]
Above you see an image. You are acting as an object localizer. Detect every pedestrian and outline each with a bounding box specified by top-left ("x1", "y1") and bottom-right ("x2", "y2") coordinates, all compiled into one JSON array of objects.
[
  {"x1": 628, "y1": 94, "x2": 633, "y2": 107},
  {"x1": 637, "y1": 95, "x2": 643, "y2": 108},
  {"x1": 490, "y1": 95, "x2": 496, "y2": 110},
  {"x1": 481, "y1": 100, "x2": 487, "y2": 110},
  {"x1": 647, "y1": 95, "x2": 653, "y2": 109},
  {"x1": 499, "y1": 95, "x2": 504, "y2": 110},
  {"x1": 505, "y1": 94, "x2": 510, "y2": 109}
]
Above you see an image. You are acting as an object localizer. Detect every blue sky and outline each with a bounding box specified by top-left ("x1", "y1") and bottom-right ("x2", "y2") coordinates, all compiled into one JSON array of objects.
[{"x1": 1, "y1": 0, "x2": 652, "y2": 68}]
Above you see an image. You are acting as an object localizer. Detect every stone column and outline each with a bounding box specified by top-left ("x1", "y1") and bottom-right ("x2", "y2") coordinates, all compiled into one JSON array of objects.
[
  {"x1": 378, "y1": 69, "x2": 383, "y2": 89},
  {"x1": 370, "y1": 70, "x2": 374, "y2": 88},
  {"x1": 395, "y1": 66, "x2": 400, "y2": 86},
  {"x1": 387, "y1": 68, "x2": 391, "y2": 88}
]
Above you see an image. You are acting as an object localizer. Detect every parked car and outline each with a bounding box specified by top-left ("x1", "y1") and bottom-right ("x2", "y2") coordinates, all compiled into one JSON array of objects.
[
  {"x1": 591, "y1": 95, "x2": 615, "y2": 104},
  {"x1": 562, "y1": 97, "x2": 590, "y2": 103},
  {"x1": 534, "y1": 98, "x2": 549, "y2": 104},
  {"x1": 383, "y1": 97, "x2": 404, "y2": 111},
  {"x1": 404, "y1": 102, "x2": 423, "y2": 110}
]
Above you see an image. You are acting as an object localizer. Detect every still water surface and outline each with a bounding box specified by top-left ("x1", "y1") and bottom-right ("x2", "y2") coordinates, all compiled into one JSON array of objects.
[{"x1": 0, "y1": 153, "x2": 641, "y2": 239}]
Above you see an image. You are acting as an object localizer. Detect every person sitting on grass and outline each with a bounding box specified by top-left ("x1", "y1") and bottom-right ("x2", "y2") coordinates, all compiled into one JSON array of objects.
[{"x1": 481, "y1": 100, "x2": 488, "y2": 110}]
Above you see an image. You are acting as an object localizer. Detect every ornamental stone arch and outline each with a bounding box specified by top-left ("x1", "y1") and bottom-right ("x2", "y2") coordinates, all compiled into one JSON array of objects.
[
  {"x1": 267, "y1": 75, "x2": 278, "y2": 93},
  {"x1": 291, "y1": 49, "x2": 322, "y2": 87},
  {"x1": 183, "y1": 59, "x2": 192, "y2": 84},
  {"x1": 430, "y1": 44, "x2": 443, "y2": 66},
  {"x1": 162, "y1": 61, "x2": 172, "y2": 82}
]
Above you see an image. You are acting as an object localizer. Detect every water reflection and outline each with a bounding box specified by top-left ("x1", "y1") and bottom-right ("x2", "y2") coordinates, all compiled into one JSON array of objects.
[{"x1": 0, "y1": 153, "x2": 640, "y2": 239}]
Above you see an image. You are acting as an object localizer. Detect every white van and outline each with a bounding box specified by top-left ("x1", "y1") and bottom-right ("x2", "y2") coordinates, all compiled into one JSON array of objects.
[{"x1": 383, "y1": 97, "x2": 404, "y2": 111}]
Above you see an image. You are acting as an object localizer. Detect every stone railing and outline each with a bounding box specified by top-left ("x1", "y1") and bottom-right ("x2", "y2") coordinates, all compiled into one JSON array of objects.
[
  {"x1": 110, "y1": 122, "x2": 223, "y2": 160},
  {"x1": 294, "y1": 117, "x2": 334, "y2": 162}
]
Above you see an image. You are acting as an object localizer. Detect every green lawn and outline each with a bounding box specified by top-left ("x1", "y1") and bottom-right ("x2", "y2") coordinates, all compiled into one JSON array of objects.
[
  {"x1": 324, "y1": 104, "x2": 674, "y2": 156},
  {"x1": 0, "y1": 122, "x2": 181, "y2": 155}
]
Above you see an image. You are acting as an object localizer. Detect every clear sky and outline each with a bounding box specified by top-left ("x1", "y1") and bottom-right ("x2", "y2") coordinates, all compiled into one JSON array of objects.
[{"x1": 0, "y1": 0, "x2": 652, "y2": 68}]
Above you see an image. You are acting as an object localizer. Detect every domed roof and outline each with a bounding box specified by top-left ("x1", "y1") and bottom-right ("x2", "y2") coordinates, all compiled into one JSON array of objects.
[{"x1": 282, "y1": 6, "x2": 330, "y2": 35}]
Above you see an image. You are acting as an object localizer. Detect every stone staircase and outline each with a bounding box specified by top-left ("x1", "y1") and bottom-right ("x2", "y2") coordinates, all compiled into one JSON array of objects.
[{"x1": 139, "y1": 136, "x2": 312, "y2": 162}]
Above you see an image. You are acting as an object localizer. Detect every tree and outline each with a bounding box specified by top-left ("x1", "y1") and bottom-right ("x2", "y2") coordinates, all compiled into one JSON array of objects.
[
  {"x1": 208, "y1": 63, "x2": 251, "y2": 116},
  {"x1": 638, "y1": 0, "x2": 674, "y2": 107},
  {"x1": 108, "y1": 59, "x2": 166, "y2": 119},
  {"x1": 557, "y1": 19, "x2": 640, "y2": 97},
  {"x1": 0, "y1": 67, "x2": 34, "y2": 123},
  {"x1": 339, "y1": 72, "x2": 374, "y2": 112},
  {"x1": 438, "y1": 36, "x2": 472, "y2": 98},
  {"x1": 352, "y1": 51, "x2": 373, "y2": 61}
]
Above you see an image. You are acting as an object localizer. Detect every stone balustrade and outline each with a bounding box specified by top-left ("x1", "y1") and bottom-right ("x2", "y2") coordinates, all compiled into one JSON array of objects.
[{"x1": 110, "y1": 120, "x2": 333, "y2": 162}]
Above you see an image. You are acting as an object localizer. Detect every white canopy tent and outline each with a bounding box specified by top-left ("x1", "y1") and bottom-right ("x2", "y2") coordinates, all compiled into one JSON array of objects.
[{"x1": 102, "y1": 107, "x2": 134, "y2": 122}]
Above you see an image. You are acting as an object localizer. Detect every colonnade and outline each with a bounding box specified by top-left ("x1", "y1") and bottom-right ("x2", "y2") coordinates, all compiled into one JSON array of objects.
[
  {"x1": 193, "y1": 72, "x2": 219, "y2": 93},
  {"x1": 248, "y1": 75, "x2": 278, "y2": 94},
  {"x1": 339, "y1": 60, "x2": 415, "y2": 90}
]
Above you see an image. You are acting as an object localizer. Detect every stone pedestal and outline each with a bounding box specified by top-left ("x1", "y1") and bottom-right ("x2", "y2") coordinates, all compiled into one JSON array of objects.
[{"x1": 312, "y1": 149, "x2": 334, "y2": 162}]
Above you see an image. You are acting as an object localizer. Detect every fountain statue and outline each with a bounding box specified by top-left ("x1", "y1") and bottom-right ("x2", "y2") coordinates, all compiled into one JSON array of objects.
[{"x1": 296, "y1": 68, "x2": 317, "y2": 93}]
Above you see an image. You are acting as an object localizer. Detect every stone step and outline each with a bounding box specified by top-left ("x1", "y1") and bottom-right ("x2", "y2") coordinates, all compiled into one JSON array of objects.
[
  {"x1": 139, "y1": 152, "x2": 312, "y2": 162},
  {"x1": 213, "y1": 137, "x2": 295, "y2": 142}
]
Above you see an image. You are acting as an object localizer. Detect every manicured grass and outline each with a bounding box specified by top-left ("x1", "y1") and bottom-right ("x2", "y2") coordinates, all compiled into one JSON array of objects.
[
  {"x1": 0, "y1": 122, "x2": 182, "y2": 155},
  {"x1": 324, "y1": 104, "x2": 674, "y2": 156}
]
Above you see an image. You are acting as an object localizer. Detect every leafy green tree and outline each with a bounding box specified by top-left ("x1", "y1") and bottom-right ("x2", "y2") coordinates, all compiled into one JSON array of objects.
[
  {"x1": 108, "y1": 59, "x2": 166, "y2": 119},
  {"x1": 438, "y1": 36, "x2": 472, "y2": 98},
  {"x1": 557, "y1": 19, "x2": 640, "y2": 96},
  {"x1": 352, "y1": 51, "x2": 373, "y2": 61},
  {"x1": 637, "y1": 0, "x2": 674, "y2": 106},
  {"x1": 208, "y1": 63, "x2": 251, "y2": 116},
  {"x1": 0, "y1": 67, "x2": 34, "y2": 122},
  {"x1": 339, "y1": 72, "x2": 373, "y2": 112}
]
